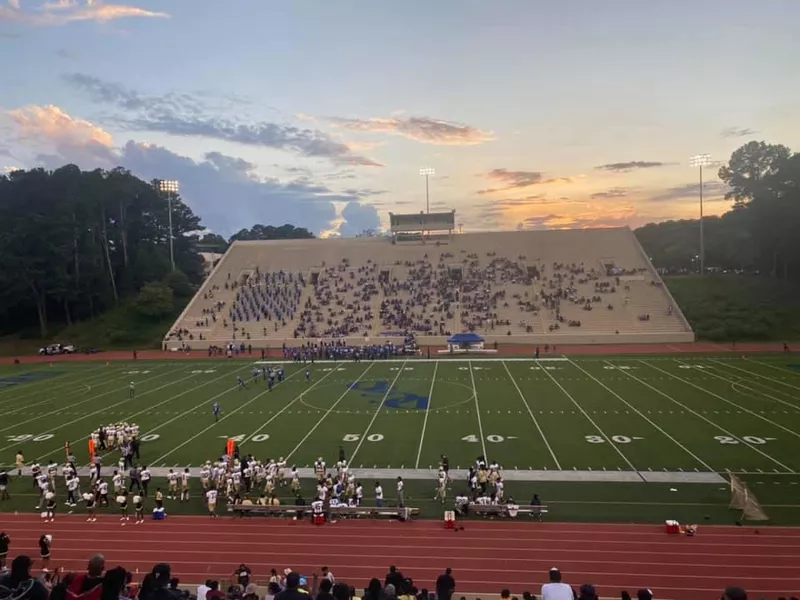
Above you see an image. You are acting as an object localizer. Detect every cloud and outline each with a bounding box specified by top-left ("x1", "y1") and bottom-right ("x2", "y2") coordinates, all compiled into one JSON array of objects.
[
  {"x1": 64, "y1": 73, "x2": 382, "y2": 167},
  {"x1": 7, "y1": 104, "x2": 384, "y2": 236},
  {"x1": 590, "y1": 187, "x2": 629, "y2": 199},
  {"x1": 330, "y1": 115, "x2": 494, "y2": 146},
  {"x1": 649, "y1": 181, "x2": 729, "y2": 203},
  {"x1": 721, "y1": 127, "x2": 757, "y2": 138},
  {"x1": 1, "y1": 0, "x2": 169, "y2": 25},
  {"x1": 594, "y1": 161, "x2": 667, "y2": 173},
  {"x1": 337, "y1": 201, "x2": 381, "y2": 237},
  {"x1": 9, "y1": 104, "x2": 116, "y2": 166},
  {"x1": 477, "y1": 168, "x2": 572, "y2": 194}
]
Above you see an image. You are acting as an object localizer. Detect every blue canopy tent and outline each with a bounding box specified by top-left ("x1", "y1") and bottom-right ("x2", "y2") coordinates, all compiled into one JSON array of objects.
[{"x1": 446, "y1": 332, "x2": 485, "y2": 351}]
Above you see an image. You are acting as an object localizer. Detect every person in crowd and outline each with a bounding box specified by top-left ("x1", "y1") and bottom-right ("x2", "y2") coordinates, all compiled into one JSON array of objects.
[
  {"x1": 723, "y1": 587, "x2": 748, "y2": 600},
  {"x1": 0, "y1": 555, "x2": 50, "y2": 600},
  {"x1": 65, "y1": 554, "x2": 106, "y2": 600},
  {"x1": 101, "y1": 567, "x2": 131, "y2": 600},
  {"x1": 384, "y1": 585, "x2": 398, "y2": 600},
  {"x1": 578, "y1": 585, "x2": 597, "y2": 600},
  {"x1": 436, "y1": 568, "x2": 455, "y2": 600},
  {"x1": 315, "y1": 578, "x2": 335, "y2": 600},
  {"x1": 385, "y1": 566, "x2": 404, "y2": 593},
  {"x1": 197, "y1": 579, "x2": 212, "y2": 600},
  {"x1": 139, "y1": 564, "x2": 180, "y2": 600},
  {"x1": 264, "y1": 582, "x2": 281, "y2": 600},
  {"x1": 206, "y1": 581, "x2": 225, "y2": 600},
  {"x1": 0, "y1": 532, "x2": 9, "y2": 570},
  {"x1": 275, "y1": 572, "x2": 307, "y2": 600},
  {"x1": 541, "y1": 568, "x2": 573, "y2": 600},
  {"x1": 362, "y1": 579, "x2": 383, "y2": 600}
]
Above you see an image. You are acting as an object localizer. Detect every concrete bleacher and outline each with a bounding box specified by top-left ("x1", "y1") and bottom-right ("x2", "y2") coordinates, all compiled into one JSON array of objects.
[{"x1": 164, "y1": 228, "x2": 694, "y2": 349}]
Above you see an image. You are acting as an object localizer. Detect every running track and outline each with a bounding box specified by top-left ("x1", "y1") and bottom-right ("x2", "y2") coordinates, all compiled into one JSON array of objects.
[{"x1": 1, "y1": 515, "x2": 799, "y2": 600}]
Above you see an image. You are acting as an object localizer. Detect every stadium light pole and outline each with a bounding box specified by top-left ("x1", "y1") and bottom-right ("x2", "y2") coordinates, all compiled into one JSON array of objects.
[
  {"x1": 158, "y1": 179, "x2": 179, "y2": 271},
  {"x1": 689, "y1": 154, "x2": 711, "y2": 277},
  {"x1": 420, "y1": 167, "x2": 435, "y2": 213}
]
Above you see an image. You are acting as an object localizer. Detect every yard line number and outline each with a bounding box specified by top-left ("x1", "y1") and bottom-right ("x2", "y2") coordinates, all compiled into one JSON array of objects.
[
  {"x1": 714, "y1": 435, "x2": 775, "y2": 445},
  {"x1": 6, "y1": 434, "x2": 54, "y2": 443},
  {"x1": 461, "y1": 434, "x2": 512, "y2": 443},
  {"x1": 222, "y1": 434, "x2": 271, "y2": 443},
  {"x1": 585, "y1": 435, "x2": 644, "y2": 444},
  {"x1": 342, "y1": 433, "x2": 384, "y2": 442}
]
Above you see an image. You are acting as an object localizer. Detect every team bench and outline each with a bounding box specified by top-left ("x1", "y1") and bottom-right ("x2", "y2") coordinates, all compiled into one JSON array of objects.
[
  {"x1": 466, "y1": 503, "x2": 549, "y2": 520},
  {"x1": 229, "y1": 504, "x2": 420, "y2": 520}
]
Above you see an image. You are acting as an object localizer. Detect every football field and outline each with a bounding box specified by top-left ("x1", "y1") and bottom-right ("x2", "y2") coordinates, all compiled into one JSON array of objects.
[{"x1": 1, "y1": 354, "x2": 800, "y2": 481}]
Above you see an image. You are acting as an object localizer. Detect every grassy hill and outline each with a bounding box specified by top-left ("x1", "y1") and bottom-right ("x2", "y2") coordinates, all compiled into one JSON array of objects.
[{"x1": 665, "y1": 275, "x2": 800, "y2": 341}]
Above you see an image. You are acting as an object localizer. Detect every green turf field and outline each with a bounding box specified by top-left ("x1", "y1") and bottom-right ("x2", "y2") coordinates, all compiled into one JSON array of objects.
[{"x1": 1, "y1": 355, "x2": 799, "y2": 523}]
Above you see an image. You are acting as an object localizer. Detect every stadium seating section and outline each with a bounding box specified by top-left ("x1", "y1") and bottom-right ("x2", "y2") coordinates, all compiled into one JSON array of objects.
[{"x1": 165, "y1": 228, "x2": 693, "y2": 349}]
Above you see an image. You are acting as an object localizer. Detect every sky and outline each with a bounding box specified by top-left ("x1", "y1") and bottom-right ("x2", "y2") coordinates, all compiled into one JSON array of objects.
[{"x1": 2, "y1": 0, "x2": 800, "y2": 238}]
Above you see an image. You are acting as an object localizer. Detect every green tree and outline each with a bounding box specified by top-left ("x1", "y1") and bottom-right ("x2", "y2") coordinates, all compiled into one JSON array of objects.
[{"x1": 134, "y1": 282, "x2": 174, "y2": 318}]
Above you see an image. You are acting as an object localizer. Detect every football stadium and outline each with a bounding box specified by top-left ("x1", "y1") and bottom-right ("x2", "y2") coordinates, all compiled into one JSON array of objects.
[{"x1": 3, "y1": 4, "x2": 800, "y2": 599}]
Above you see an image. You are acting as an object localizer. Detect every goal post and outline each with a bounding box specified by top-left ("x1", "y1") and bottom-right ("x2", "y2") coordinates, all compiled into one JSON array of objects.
[{"x1": 726, "y1": 470, "x2": 769, "y2": 521}]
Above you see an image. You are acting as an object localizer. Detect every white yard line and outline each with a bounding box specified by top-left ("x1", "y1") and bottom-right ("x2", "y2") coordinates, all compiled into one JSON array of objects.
[
  {"x1": 149, "y1": 365, "x2": 308, "y2": 465},
  {"x1": 0, "y1": 363, "x2": 119, "y2": 404},
  {"x1": 350, "y1": 360, "x2": 408, "y2": 466},
  {"x1": 468, "y1": 360, "x2": 489, "y2": 461},
  {"x1": 702, "y1": 360, "x2": 800, "y2": 407},
  {"x1": 745, "y1": 357, "x2": 800, "y2": 379},
  {"x1": 414, "y1": 361, "x2": 439, "y2": 469},
  {"x1": 240, "y1": 363, "x2": 345, "y2": 445},
  {"x1": 32, "y1": 364, "x2": 248, "y2": 463},
  {"x1": 539, "y1": 361, "x2": 640, "y2": 473},
  {"x1": 0, "y1": 366, "x2": 138, "y2": 416},
  {"x1": 616, "y1": 360, "x2": 793, "y2": 471},
  {"x1": 0, "y1": 365, "x2": 191, "y2": 458},
  {"x1": 710, "y1": 359, "x2": 800, "y2": 393},
  {"x1": 285, "y1": 362, "x2": 376, "y2": 461},
  {"x1": 568, "y1": 359, "x2": 714, "y2": 471},
  {"x1": 650, "y1": 360, "x2": 800, "y2": 442},
  {"x1": 0, "y1": 364, "x2": 189, "y2": 438},
  {"x1": 501, "y1": 361, "x2": 561, "y2": 469}
]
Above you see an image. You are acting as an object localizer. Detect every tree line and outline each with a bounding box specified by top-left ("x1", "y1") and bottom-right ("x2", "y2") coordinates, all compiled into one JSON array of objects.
[
  {"x1": 0, "y1": 165, "x2": 314, "y2": 339},
  {"x1": 635, "y1": 141, "x2": 800, "y2": 281}
]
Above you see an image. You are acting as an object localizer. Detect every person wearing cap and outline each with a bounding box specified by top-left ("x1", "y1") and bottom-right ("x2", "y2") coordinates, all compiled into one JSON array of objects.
[
  {"x1": 0, "y1": 555, "x2": 49, "y2": 600},
  {"x1": 541, "y1": 568, "x2": 574, "y2": 600},
  {"x1": 243, "y1": 583, "x2": 259, "y2": 600}
]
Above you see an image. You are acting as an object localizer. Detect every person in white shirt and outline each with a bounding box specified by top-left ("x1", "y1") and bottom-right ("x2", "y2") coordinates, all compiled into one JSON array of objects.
[
  {"x1": 197, "y1": 580, "x2": 212, "y2": 600},
  {"x1": 374, "y1": 482, "x2": 383, "y2": 507},
  {"x1": 396, "y1": 476, "x2": 405, "y2": 508},
  {"x1": 321, "y1": 567, "x2": 334, "y2": 584},
  {"x1": 541, "y1": 568, "x2": 574, "y2": 600}
]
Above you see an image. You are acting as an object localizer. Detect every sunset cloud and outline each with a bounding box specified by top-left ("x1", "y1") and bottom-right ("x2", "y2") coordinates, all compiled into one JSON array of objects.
[
  {"x1": 594, "y1": 161, "x2": 667, "y2": 173},
  {"x1": 1, "y1": 0, "x2": 169, "y2": 25},
  {"x1": 477, "y1": 169, "x2": 572, "y2": 194},
  {"x1": 330, "y1": 115, "x2": 494, "y2": 146},
  {"x1": 590, "y1": 187, "x2": 629, "y2": 199},
  {"x1": 721, "y1": 127, "x2": 757, "y2": 139}
]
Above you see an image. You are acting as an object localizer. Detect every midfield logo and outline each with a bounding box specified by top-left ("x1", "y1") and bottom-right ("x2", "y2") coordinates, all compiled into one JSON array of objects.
[{"x1": 348, "y1": 380, "x2": 429, "y2": 410}]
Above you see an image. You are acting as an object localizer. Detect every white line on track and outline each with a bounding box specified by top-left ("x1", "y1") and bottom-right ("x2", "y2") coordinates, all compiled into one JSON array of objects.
[
  {"x1": 0, "y1": 365, "x2": 189, "y2": 437},
  {"x1": 539, "y1": 360, "x2": 640, "y2": 475},
  {"x1": 468, "y1": 360, "x2": 489, "y2": 460},
  {"x1": 502, "y1": 360, "x2": 561, "y2": 469},
  {"x1": 615, "y1": 360, "x2": 793, "y2": 471},
  {"x1": 285, "y1": 362, "x2": 375, "y2": 461},
  {"x1": 150, "y1": 364, "x2": 312, "y2": 465},
  {"x1": 414, "y1": 361, "x2": 438, "y2": 469},
  {"x1": 350, "y1": 360, "x2": 407, "y2": 466},
  {"x1": 568, "y1": 358, "x2": 714, "y2": 471},
  {"x1": 653, "y1": 360, "x2": 800, "y2": 442}
]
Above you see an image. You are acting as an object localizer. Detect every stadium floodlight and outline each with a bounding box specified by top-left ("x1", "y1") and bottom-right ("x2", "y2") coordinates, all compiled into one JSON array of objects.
[
  {"x1": 689, "y1": 155, "x2": 711, "y2": 277},
  {"x1": 419, "y1": 168, "x2": 435, "y2": 214},
  {"x1": 157, "y1": 180, "x2": 180, "y2": 271}
]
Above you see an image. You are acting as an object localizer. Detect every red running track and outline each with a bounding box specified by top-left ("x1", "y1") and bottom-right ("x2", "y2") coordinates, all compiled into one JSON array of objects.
[{"x1": 1, "y1": 515, "x2": 799, "y2": 600}]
